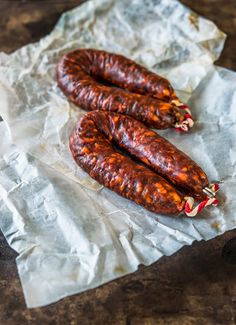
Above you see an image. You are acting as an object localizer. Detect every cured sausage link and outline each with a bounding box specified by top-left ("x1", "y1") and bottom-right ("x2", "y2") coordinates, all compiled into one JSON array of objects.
[
  {"x1": 63, "y1": 49, "x2": 176, "y2": 101},
  {"x1": 69, "y1": 111, "x2": 185, "y2": 216},
  {"x1": 57, "y1": 49, "x2": 189, "y2": 130},
  {"x1": 99, "y1": 111, "x2": 208, "y2": 199},
  {"x1": 75, "y1": 111, "x2": 208, "y2": 199}
]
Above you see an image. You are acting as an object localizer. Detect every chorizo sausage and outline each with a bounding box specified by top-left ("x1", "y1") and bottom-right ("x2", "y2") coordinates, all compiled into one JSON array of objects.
[
  {"x1": 74, "y1": 110, "x2": 208, "y2": 199},
  {"x1": 70, "y1": 111, "x2": 186, "y2": 216},
  {"x1": 90, "y1": 111, "x2": 208, "y2": 200},
  {"x1": 57, "y1": 49, "x2": 191, "y2": 130}
]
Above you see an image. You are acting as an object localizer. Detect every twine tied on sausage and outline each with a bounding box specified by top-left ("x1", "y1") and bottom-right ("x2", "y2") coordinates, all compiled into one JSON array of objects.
[
  {"x1": 171, "y1": 100, "x2": 194, "y2": 132},
  {"x1": 184, "y1": 183, "x2": 220, "y2": 217}
]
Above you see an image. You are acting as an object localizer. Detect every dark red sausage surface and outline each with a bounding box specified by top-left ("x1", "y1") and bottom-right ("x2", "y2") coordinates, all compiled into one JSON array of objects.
[
  {"x1": 57, "y1": 49, "x2": 186, "y2": 129},
  {"x1": 70, "y1": 111, "x2": 185, "y2": 216},
  {"x1": 69, "y1": 111, "x2": 209, "y2": 215},
  {"x1": 88, "y1": 111, "x2": 208, "y2": 200}
]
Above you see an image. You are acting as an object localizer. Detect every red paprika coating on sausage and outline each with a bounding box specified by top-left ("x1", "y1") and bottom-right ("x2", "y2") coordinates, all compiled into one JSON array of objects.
[
  {"x1": 96, "y1": 111, "x2": 208, "y2": 199},
  {"x1": 57, "y1": 49, "x2": 186, "y2": 129},
  {"x1": 70, "y1": 111, "x2": 185, "y2": 216},
  {"x1": 71, "y1": 111, "x2": 208, "y2": 201}
]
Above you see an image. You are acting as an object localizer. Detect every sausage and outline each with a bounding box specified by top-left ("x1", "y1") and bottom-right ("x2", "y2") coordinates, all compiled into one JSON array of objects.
[
  {"x1": 69, "y1": 111, "x2": 186, "y2": 216},
  {"x1": 88, "y1": 111, "x2": 208, "y2": 200},
  {"x1": 57, "y1": 49, "x2": 189, "y2": 130}
]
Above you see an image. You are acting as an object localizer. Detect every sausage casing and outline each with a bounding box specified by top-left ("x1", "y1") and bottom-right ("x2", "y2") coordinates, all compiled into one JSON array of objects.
[
  {"x1": 57, "y1": 49, "x2": 187, "y2": 129},
  {"x1": 98, "y1": 111, "x2": 208, "y2": 200},
  {"x1": 69, "y1": 111, "x2": 185, "y2": 215}
]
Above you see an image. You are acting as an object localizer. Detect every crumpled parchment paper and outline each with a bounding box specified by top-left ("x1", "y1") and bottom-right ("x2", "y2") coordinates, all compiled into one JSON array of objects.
[{"x1": 0, "y1": 0, "x2": 235, "y2": 308}]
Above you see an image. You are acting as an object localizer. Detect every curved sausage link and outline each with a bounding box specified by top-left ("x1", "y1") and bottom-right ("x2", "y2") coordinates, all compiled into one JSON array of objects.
[
  {"x1": 57, "y1": 49, "x2": 186, "y2": 129},
  {"x1": 71, "y1": 111, "x2": 208, "y2": 200},
  {"x1": 70, "y1": 111, "x2": 185, "y2": 216},
  {"x1": 63, "y1": 48, "x2": 176, "y2": 100}
]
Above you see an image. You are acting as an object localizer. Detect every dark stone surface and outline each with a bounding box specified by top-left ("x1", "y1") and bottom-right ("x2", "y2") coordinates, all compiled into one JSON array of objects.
[
  {"x1": 182, "y1": 0, "x2": 236, "y2": 70},
  {"x1": 0, "y1": 1, "x2": 236, "y2": 324},
  {"x1": 222, "y1": 238, "x2": 236, "y2": 265}
]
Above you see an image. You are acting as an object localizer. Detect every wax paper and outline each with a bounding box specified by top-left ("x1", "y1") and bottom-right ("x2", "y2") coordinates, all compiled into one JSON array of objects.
[{"x1": 0, "y1": 0, "x2": 235, "y2": 308}]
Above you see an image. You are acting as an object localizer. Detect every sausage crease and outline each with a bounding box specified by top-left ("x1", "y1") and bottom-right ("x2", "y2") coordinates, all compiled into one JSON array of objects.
[
  {"x1": 57, "y1": 49, "x2": 188, "y2": 129},
  {"x1": 69, "y1": 111, "x2": 209, "y2": 215}
]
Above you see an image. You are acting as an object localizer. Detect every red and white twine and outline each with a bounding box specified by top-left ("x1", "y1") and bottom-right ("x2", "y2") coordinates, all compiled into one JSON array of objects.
[
  {"x1": 171, "y1": 100, "x2": 194, "y2": 132},
  {"x1": 170, "y1": 99, "x2": 219, "y2": 215},
  {"x1": 184, "y1": 183, "x2": 220, "y2": 217}
]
